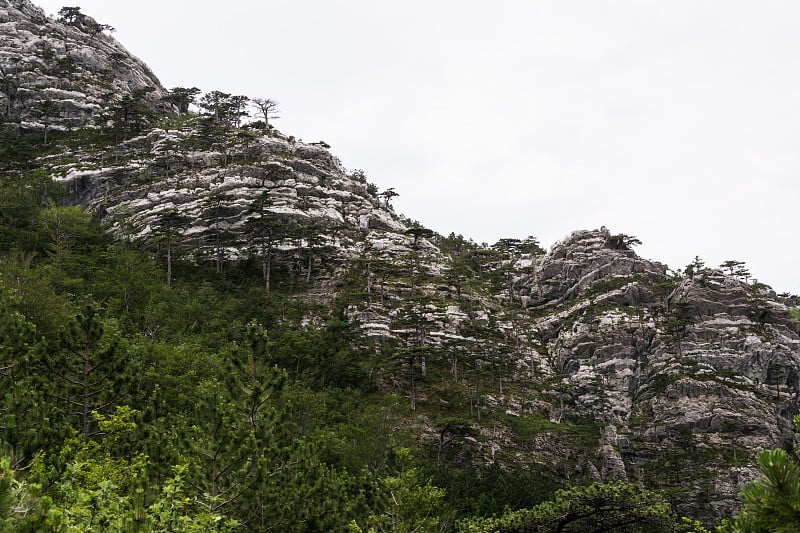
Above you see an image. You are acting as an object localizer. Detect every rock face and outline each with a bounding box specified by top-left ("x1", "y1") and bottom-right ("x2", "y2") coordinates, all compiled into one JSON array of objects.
[
  {"x1": 518, "y1": 228, "x2": 668, "y2": 308},
  {"x1": 49, "y1": 124, "x2": 413, "y2": 281},
  {"x1": 0, "y1": 0, "x2": 164, "y2": 127},
  {"x1": 4, "y1": 2, "x2": 800, "y2": 524},
  {"x1": 510, "y1": 228, "x2": 800, "y2": 518}
]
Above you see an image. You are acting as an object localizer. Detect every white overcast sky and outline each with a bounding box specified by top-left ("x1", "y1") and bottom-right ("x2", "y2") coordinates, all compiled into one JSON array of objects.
[{"x1": 35, "y1": 1, "x2": 800, "y2": 294}]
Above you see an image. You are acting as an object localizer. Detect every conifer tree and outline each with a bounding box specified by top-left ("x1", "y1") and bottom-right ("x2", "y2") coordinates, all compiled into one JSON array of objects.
[
  {"x1": 251, "y1": 97, "x2": 279, "y2": 128},
  {"x1": 298, "y1": 222, "x2": 330, "y2": 285},
  {"x1": 663, "y1": 301, "x2": 695, "y2": 356},
  {"x1": 199, "y1": 91, "x2": 249, "y2": 127},
  {"x1": 104, "y1": 87, "x2": 158, "y2": 141},
  {"x1": 460, "y1": 480, "x2": 673, "y2": 532},
  {"x1": 31, "y1": 99, "x2": 60, "y2": 145},
  {"x1": 243, "y1": 191, "x2": 283, "y2": 292},
  {"x1": 51, "y1": 305, "x2": 125, "y2": 438},
  {"x1": 393, "y1": 301, "x2": 439, "y2": 411},
  {"x1": 0, "y1": 292, "x2": 45, "y2": 469},
  {"x1": 150, "y1": 209, "x2": 192, "y2": 287},
  {"x1": 184, "y1": 323, "x2": 351, "y2": 527},
  {"x1": 721, "y1": 421, "x2": 800, "y2": 532},
  {"x1": 225, "y1": 321, "x2": 287, "y2": 435},
  {"x1": 719, "y1": 260, "x2": 751, "y2": 283},
  {"x1": 36, "y1": 205, "x2": 92, "y2": 290},
  {"x1": 355, "y1": 448, "x2": 450, "y2": 533},
  {"x1": 162, "y1": 86, "x2": 201, "y2": 115},
  {"x1": 201, "y1": 189, "x2": 236, "y2": 274},
  {"x1": 185, "y1": 386, "x2": 261, "y2": 514}
]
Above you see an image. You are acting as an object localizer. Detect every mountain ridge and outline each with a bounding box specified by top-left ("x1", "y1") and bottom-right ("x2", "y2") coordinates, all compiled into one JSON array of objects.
[{"x1": 2, "y1": 0, "x2": 800, "y2": 527}]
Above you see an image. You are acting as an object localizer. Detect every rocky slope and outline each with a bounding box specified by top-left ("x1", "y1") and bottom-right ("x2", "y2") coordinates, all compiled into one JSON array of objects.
[
  {"x1": 0, "y1": 0, "x2": 164, "y2": 128},
  {"x1": 511, "y1": 229, "x2": 800, "y2": 517},
  {"x1": 4, "y1": 0, "x2": 800, "y2": 523},
  {"x1": 51, "y1": 124, "x2": 410, "y2": 266}
]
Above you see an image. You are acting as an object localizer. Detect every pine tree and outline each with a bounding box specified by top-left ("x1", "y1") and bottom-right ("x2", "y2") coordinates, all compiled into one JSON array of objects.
[
  {"x1": 722, "y1": 445, "x2": 800, "y2": 532},
  {"x1": 162, "y1": 86, "x2": 201, "y2": 115},
  {"x1": 355, "y1": 448, "x2": 450, "y2": 533},
  {"x1": 0, "y1": 294, "x2": 45, "y2": 469},
  {"x1": 243, "y1": 191, "x2": 284, "y2": 292},
  {"x1": 50, "y1": 305, "x2": 125, "y2": 438},
  {"x1": 186, "y1": 323, "x2": 294, "y2": 524},
  {"x1": 392, "y1": 301, "x2": 439, "y2": 411},
  {"x1": 31, "y1": 99, "x2": 60, "y2": 145},
  {"x1": 460, "y1": 480, "x2": 673, "y2": 532},
  {"x1": 150, "y1": 209, "x2": 192, "y2": 287}
]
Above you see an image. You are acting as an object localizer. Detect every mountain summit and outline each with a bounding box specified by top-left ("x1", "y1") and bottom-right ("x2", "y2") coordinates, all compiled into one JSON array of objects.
[{"x1": 0, "y1": 0, "x2": 164, "y2": 128}]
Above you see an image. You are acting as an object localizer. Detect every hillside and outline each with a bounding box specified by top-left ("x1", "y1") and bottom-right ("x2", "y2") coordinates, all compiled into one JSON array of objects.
[{"x1": 2, "y1": 1, "x2": 800, "y2": 531}]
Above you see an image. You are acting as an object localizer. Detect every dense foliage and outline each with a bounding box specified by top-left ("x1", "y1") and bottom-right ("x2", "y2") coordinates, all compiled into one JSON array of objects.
[
  {"x1": 0, "y1": 132, "x2": 563, "y2": 530},
  {"x1": 1, "y1": 101, "x2": 798, "y2": 530},
  {"x1": 0, "y1": 117, "x2": 636, "y2": 532}
]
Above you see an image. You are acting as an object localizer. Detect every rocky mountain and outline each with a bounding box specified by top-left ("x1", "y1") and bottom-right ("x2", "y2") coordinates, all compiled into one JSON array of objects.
[
  {"x1": 0, "y1": 0, "x2": 164, "y2": 128},
  {"x1": 2, "y1": 0, "x2": 800, "y2": 524},
  {"x1": 513, "y1": 230, "x2": 800, "y2": 518}
]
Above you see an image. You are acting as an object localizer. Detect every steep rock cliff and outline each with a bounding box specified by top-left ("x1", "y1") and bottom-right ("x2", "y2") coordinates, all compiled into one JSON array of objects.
[
  {"x1": 0, "y1": 0, "x2": 164, "y2": 127},
  {"x1": 509, "y1": 228, "x2": 800, "y2": 518},
  {"x1": 47, "y1": 121, "x2": 422, "y2": 289}
]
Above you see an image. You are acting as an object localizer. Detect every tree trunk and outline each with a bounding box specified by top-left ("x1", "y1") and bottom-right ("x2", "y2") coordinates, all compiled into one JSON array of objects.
[
  {"x1": 266, "y1": 252, "x2": 271, "y2": 292},
  {"x1": 409, "y1": 357, "x2": 416, "y2": 411},
  {"x1": 82, "y1": 344, "x2": 90, "y2": 438},
  {"x1": 410, "y1": 255, "x2": 417, "y2": 296},
  {"x1": 261, "y1": 241, "x2": 271, "y2": 292},
  {"x1": 166, "y1": 238, "x2": 172, "y2": 287},
  {"x1": 366, "y1": 260, "x2": 372, "y2": 305}
]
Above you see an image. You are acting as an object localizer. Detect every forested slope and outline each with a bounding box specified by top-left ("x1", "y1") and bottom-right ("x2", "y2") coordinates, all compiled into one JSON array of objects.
[{"x1": 1, "y1": 1, "x2": 800, "y2": 531}]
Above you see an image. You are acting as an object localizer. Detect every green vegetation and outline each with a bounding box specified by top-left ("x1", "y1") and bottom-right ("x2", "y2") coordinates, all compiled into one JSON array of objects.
[
  {"x1": 585, "y1": 275, "x2": 644, "y2": 299},
  {"x1": 0, "y1": 122, "x2": 677, "y2": 531},
  {"x1": 0, "y1": 144, "x2": 566, "y2": 529},
  {"x1": 605, "y1": 233, "x2": 642, "y2": 250},
  {"x1": 0, "y1": 74, "x2": 795, "y2": 530},
  {"x1": 458, "y1": 480, "x2": 673, "y2": 532},
  {"x1": 718, "y1": 417, "x2": 800, "y2": 532}
]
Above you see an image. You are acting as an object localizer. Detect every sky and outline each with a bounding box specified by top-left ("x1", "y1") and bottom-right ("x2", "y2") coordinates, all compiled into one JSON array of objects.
[{"x1": 35, "y1": 1, "x2": 800, "y2": 294}]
